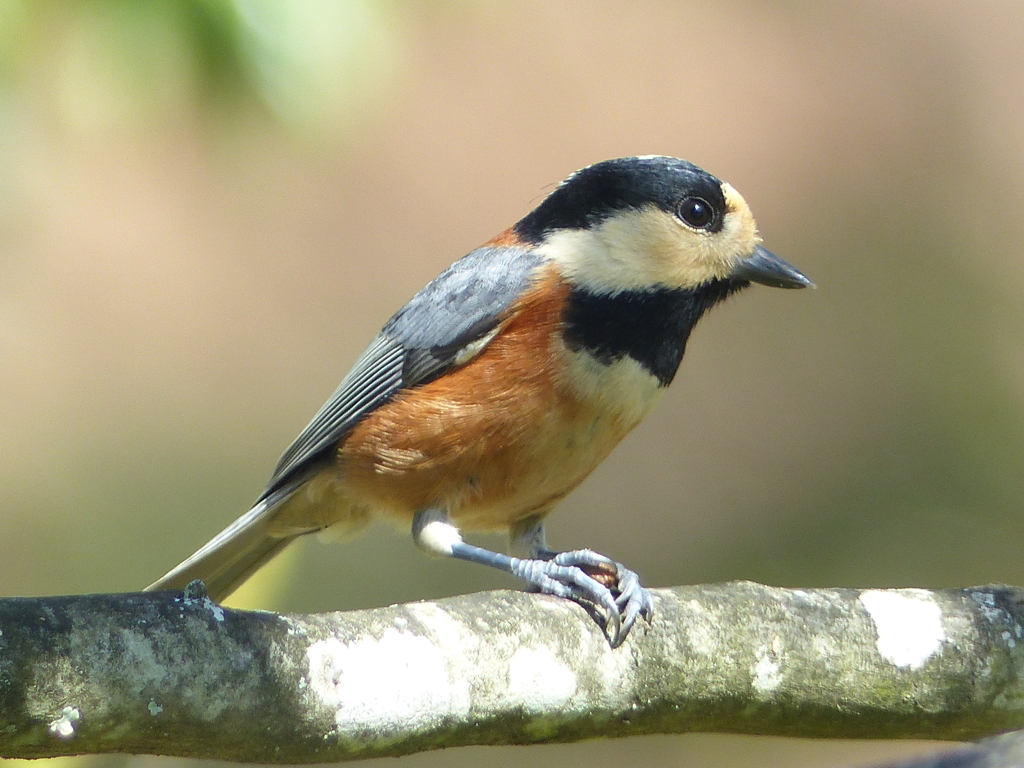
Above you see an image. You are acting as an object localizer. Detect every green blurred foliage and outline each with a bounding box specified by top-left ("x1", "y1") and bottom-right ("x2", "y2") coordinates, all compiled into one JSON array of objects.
[{"x1": 0, "y1": 0, "x2": 401, "y2": 135}]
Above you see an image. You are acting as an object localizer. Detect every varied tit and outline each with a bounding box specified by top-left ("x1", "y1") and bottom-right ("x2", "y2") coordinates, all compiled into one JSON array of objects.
[{"x1": 146, "y1": 155, "x2": 812, "y2": 647}]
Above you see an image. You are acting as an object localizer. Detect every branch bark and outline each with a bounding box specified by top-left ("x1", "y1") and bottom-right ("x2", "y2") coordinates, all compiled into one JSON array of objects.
[{"x1": 1, "y1": 581, "x2": 1023, "y2": 762}]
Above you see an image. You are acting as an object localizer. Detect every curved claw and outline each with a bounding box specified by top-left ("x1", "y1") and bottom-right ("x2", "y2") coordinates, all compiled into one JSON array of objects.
[
  {"x1": 519, "y1": 549, "x2": 653, "y2": 647},
  {"x1": 611, "y1": 562, "x2": 654, "y2": 642},
  {"x1": 445, "y1": 534, "x2": 651, "y2": 648},
  {"x1": 511, "y1": 557, "x2": 620, "y2": 635}
]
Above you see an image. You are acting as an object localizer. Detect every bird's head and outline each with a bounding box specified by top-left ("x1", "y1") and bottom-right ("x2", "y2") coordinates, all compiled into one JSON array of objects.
[{"x1": 515, "y1": 155, "x2": 812, "y2": 295}]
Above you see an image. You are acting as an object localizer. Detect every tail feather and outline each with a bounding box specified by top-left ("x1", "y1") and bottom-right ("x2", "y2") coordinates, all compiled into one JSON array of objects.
[{"x1": 145, "y1": 493, "x2": 309, "y2": 603}]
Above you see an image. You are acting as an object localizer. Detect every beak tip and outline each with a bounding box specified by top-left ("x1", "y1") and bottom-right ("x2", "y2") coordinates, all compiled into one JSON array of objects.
[
  {"x1": 790, "y1": 274, "x2": 816, "y2": 290},
  {"x1": 735, "y1": 245, "x2": 814, "y2": 290}
]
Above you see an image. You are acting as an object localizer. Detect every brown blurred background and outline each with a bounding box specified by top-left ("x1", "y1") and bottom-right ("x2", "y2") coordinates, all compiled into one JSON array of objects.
[{"x1": 2, "y1": 1, "x2": 1023, "y2": 767}]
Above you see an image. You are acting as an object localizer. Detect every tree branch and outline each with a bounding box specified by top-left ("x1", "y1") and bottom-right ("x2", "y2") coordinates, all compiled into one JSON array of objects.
[{"x1": 1, "y1": 581, "x2": 1023, "y2": 762}]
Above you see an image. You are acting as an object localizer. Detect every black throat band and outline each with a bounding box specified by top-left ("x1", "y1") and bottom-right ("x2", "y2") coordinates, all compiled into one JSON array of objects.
[{"x1": 561, "y1": 280, "x2": 745, "y2": 386}]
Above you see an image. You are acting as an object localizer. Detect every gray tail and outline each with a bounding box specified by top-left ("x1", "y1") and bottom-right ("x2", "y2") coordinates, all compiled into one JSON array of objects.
[{"x1": 145, "y1": 492, "x2": 306, "y2": 603}]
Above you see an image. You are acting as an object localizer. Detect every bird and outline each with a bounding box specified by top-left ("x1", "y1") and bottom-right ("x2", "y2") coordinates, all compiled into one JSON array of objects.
[{"x1": 146, "y1": 155, "x2": 812, "y2": 647}]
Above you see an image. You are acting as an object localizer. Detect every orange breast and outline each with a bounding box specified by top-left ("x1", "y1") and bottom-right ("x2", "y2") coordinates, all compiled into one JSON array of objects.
[{"x1": 335, "y1": 267, "x2": 646, "y2": 531}]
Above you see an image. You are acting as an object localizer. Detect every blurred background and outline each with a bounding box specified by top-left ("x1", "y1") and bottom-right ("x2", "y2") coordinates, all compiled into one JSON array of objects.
[{"x1": 1, "y1": 1, "x2": 1022, "y2": 767}]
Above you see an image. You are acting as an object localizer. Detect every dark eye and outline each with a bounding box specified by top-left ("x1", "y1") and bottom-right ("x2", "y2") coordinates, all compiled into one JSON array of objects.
[{"x1": 677, "y1": 197, "x2": 714, "y2": 229}]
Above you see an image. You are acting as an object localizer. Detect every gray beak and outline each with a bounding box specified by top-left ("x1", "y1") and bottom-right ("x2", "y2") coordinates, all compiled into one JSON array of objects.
[{"x1": 731, "y1": 245, "x2": 814, "y2": 289}]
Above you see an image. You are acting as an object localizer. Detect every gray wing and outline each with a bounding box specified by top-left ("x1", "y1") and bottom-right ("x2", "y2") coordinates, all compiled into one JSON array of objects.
[{"x1": 258, "y1": 244, "x2": 545, "y2": 502}]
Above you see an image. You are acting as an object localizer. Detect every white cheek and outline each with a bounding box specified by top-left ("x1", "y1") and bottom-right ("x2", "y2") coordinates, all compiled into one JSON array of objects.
[
  {"x1": 534, "y1": 226, "x2": 625, "y2": 294},
  {"x1": 719, "y1": 183, "x2": 760, "y2": 253},
  {"x1": 536, "y1": 207, "x2": 736, "y2": 293},
  {"x1": 718, "y1": 211, "x2": 754, "y2": 254}
]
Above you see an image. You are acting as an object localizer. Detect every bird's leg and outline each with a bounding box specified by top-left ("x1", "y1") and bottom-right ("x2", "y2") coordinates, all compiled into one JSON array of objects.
[
  {"x1": 509, "y1": 513, "x2": 557, "y2": 560},
  {"x1": 412, "y1": 509, "x2": 650, "y2": 647}
]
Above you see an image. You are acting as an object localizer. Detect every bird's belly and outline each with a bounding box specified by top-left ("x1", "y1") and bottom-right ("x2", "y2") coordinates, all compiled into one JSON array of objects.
[
  {"x1": 341, "y1": 399, "x2": 632, "y2": 530},
  {"x1": 445, "y1": 407, "x2": 632, "y2": 530},
  {"x1": 337, "y1": 342, "x2": 665, "y2": 531}
]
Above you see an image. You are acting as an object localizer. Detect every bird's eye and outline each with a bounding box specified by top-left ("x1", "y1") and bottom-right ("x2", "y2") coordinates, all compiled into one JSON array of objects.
[{"x1": 677, "y1": 197, "x2": 714, "y2": 229}]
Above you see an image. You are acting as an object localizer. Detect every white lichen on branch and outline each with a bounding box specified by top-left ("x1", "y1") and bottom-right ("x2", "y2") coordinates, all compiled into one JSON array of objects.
[{"x1": 0, "y1": 581, "x2": 1023, "y2": 762}]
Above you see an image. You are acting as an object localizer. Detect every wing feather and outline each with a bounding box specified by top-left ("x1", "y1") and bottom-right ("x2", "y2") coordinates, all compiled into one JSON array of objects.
[
  {"x1": 259, "y1": 244, "x2": 545, "y2": 501},
  {"x1": 258, "y1": 335, "x2": 405, "y2": 499}
]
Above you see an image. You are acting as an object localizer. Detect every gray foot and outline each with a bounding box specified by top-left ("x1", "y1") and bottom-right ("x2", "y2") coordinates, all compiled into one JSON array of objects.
[{"x1": 511, "y1": 548, "x2": 653, "y2": 647}]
